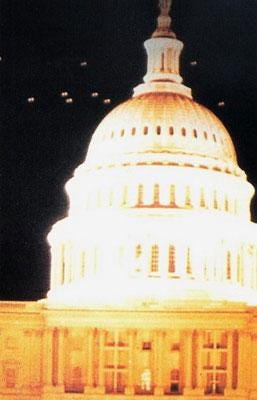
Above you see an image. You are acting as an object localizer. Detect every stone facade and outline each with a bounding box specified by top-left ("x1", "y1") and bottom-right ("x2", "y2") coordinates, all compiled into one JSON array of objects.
[{"x1": 0, "y1": 301, "x2": 257, "y2": 399}]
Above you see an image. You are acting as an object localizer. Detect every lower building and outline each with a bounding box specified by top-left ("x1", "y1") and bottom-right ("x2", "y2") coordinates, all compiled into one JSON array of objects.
[{"x1": 0, "y1": 301, "x2": 257, "y2": 399}]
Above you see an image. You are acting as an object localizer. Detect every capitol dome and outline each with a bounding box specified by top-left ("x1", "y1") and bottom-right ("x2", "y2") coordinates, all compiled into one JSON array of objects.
[
  {"x1": 47, "y1": 0, "x2": 257, "y2": 308},
  {"x1": 86, "y1": 92, "x2": 239, "y2": 175}
]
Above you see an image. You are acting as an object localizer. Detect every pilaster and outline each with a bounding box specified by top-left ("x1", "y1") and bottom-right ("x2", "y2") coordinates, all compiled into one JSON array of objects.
[
  {"x1": 183, "y1": 330, "x2": 193, "y2": 395},
  {"x1": 154, "y1": 330, "x2": 164, "y2": 395},
  {"x1": 237, "y1": 330, "x2": 251, "y2": 395},
  {"x1": 125, "y1": 329, "x2": 136, "y2": 395}
]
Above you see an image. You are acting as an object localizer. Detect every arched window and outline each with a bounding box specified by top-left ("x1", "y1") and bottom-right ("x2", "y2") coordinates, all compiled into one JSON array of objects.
[
  {"x1": 169, "y1": 185, "x2": 176, "y2": 206},
  {"x1": 81, "y1": 251, "x2": 86, "y2": 278},
  {"x1": 122, "y1": 186, "x2": 128, "y2": 206},
  {"x1": 156, "y1": 126, "x2": 161, "y2": 135},
  {"x1": 143, "y1": 126, "x2": 148, "y2": 135},
  {"x1": 134, "y1": 245, "x2": 142, "y2": 273},
  {"x1": 186, "y1": 248, "x2": 192, "y2": 274},
  {"x1": 153, "y1": 184, "x2": 160, "y2": 206},
  {"x1": 224, "y1": 196, "x2": 229, "y2": 212},
  {"x1": 150, "y1": 245, "x2": 159, "y2": 273},
  {"x1": 236, "y1": 254, "x2": 241, "y2": 284},
  {"x1": 226, "y1": 251, "x2": 231, "y2": 280},
  {"x1": 200, "y1": 188, "x2": 206, "y2": 208},
  {"x1": 213, "y1": 190, "x2": 218, "y2": 209},
  {"x1": 138, "y1": 184, "x2": 144, "y2": 206},
  {"x1": 168, "y1": 245, "x2": 176, "y2": 273},
  {"x1": 135, "y1": 245, "x2": 142, "y2": 258},
  {"x1": 185, "y1": 186, "x2": 191, "y2": 207}
]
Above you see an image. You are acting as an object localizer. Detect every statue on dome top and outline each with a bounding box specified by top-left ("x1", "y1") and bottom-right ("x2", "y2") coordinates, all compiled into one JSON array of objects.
[
  {"x1": 159, "y1": 0, "x2": 172, "y2": 16},
  {"x1": 152, "y1": 0, "x2": 175, "y2": 38}
]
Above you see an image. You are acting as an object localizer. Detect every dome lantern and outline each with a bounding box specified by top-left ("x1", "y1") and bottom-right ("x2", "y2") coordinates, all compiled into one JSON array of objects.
[{"x1": 134, "y1": 0, "x2": 192, "y2": 98}]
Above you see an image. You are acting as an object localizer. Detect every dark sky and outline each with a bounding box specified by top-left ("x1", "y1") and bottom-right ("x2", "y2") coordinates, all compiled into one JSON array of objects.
[{"x1": 2, "y1": 0, "x2": 257, "y2": 301}]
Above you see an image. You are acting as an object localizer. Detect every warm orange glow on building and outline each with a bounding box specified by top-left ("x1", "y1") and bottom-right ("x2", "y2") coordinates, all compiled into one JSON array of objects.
[{"x1": 1, "y1": 1, "x2": 257, "y2": 399}]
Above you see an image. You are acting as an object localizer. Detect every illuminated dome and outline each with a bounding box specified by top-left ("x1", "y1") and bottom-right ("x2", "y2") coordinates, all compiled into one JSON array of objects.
[
  {"x1": 47, "y1": 1, "x2": 257, "y2": 308},
  {"x1": 87, "y1": 93, "x2": 239, "y2": 175}
]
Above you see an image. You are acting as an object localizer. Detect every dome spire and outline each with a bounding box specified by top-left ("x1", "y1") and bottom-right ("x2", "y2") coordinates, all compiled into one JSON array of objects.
[{"x1": 152, "y1": 0, "x2": 176, "y2": 38}]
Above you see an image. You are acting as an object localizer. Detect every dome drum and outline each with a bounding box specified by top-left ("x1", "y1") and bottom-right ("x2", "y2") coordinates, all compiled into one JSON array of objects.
[{"x1": 66, "y1": 164, "x2": 253, "y2": 219}]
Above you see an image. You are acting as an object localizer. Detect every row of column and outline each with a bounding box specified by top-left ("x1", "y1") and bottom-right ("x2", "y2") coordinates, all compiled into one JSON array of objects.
[{"x1": 41, "y1": 327, "x2": 254, "y2": 395}]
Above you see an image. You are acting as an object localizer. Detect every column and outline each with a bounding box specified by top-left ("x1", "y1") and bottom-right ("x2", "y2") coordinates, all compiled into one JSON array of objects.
[
  {"x1": 57, "y1": 328, "x2": 65, "y2": 391},
  {"x1": 84, "y1": 328, "x2": 94, "y2": 393},
  {"x1": 95, "y1": 329, "x2": 105, "y2": 393},
  {"x1": 224, "y1": 330, "x2": 234, "y2": 395},
  {"x1": 154, "y1": 330, "x2": 164, "y2": 395},
  {"x1": 237, "y1": 331, "x2": 251, "y2": 395},
  {"x1": 125, "y1": 330, "x2": 136, "y2": 395},
  {"x1": 251, "y1": 333, "x2": 257, "y2": 394},
  {"x1": 183, "y1": 330, "x2": 193, "y2": 395},
  {"x1": 42, "y1": 328, "x2": 53, "y2": 392},
  {"x1": 193, "y1": 330, "x2": 204, "y2": 395}
]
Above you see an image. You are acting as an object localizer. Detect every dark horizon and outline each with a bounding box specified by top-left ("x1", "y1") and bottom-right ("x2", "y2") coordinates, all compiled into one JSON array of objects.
[{"x1": 2, "y1": 0, "x2": 257, "y2": 301}]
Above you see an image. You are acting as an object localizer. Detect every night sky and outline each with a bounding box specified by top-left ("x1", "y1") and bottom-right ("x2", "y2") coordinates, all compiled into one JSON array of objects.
[{"x1": 2, "y1": 0, "x2": 257, "y2": 301}]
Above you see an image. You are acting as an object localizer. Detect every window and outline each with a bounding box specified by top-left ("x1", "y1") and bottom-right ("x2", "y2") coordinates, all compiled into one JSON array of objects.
[
  {"x1": 185, "y1": 186, "x2": 191, "y2": 207},
  {"x1": 153, "y1": 184, "x2": 160, "y2": 205},
  {"x1": 67, "y1": 366, "x2": 83, "y2": 393},
  {"x1": 225, "y1": 196, "x2": 229, "y2": 211},
  {"x1": 213, "y1": 190, "x2": 218, "y2": 209},
  {"x1": 182, "y1": 127, "x2": 186, "y2": 136},
  {"x1": 134, "y1": 245, "x2": 142, "y2": 273},
  {"x1": 131, "y1": 127, "x2": 136, "y2": 136},
  {"x1": 168, "y1": 245, "x2": 176, "y2": 273},
  {"x1": 156, "y1": 126, "x2": 161, "y2": 135},
  {"x1": 142, "y1": 341, "x2": 151, "y2": 350},
  {"x1": 81, "y1": 251, "x2": 86, "y2": 278},
  {"x1": 143, "y1": 126, "x2": 148, "y2": 135},
  {"x1": 193, "y1": 129, "x2": 197, "y2": 138},
  {"x1": 200, "y1": 188, "x2": 206, "y2": 207},
  {"x1": 104, "y1": 331, "x2": 128, "y2": 394},
  {"x1": 203, "y1": 331, "x2": 228, "y2": 395},
  {"x1": 5, "y1": 367, "x2": 16, "y2": 388},
  {"x1": 170, "y1": 369, "x2": 180, "y2": 393},
  {"x1": 138, "y1": 184, "x2": 144, "y2": 206},
  {"x1": 135, "y1": 244, "x2": 142, "y2": 258},
  {"x1": 226, "y1": 251, "x2": 231, "y2": 280},
  {"x1": 161, "y1": 52, "x2": 165, "y2": 71},
  {"x1": 169, "y1": 185, "x2": 176, "y2": 206},
  {"x1": 141, "y1": 369, "x2": 151, "y2": 391},
  {"x1": 122, "y1": 186, "x2": 128, "y2": 206},
  {"x1": 150, "y1": 245, "x2": 159, "y2": 273},
  {"x1": 186, "y1": 247, "x2": 192, "y2": 274},
  {"x1": 169, "y1": 126, "x2": 174, "y2": 135}
]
